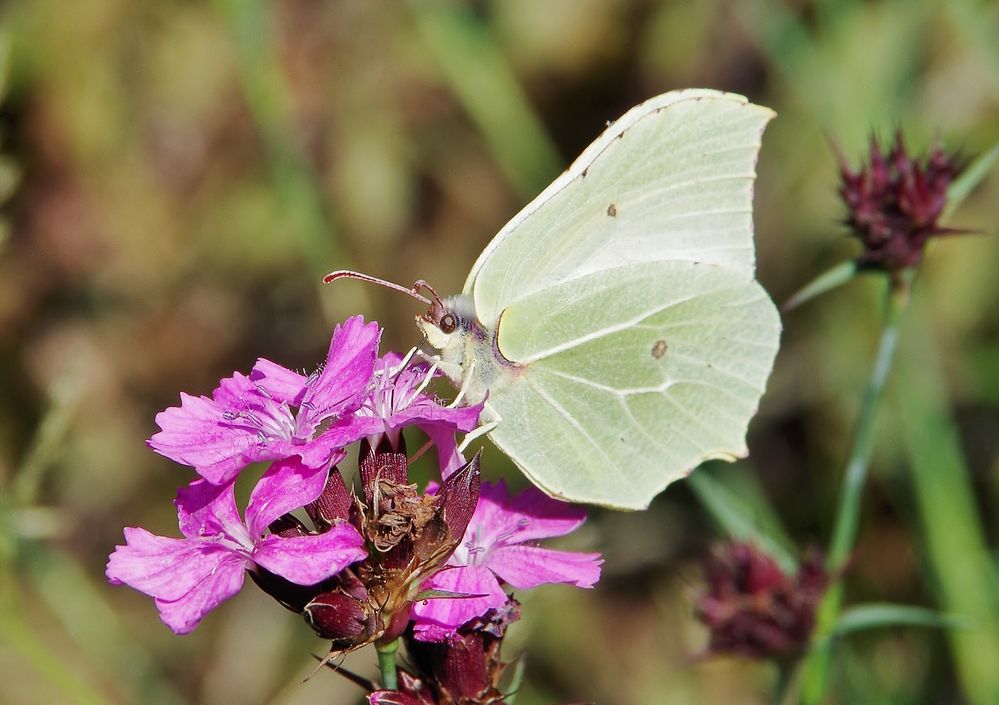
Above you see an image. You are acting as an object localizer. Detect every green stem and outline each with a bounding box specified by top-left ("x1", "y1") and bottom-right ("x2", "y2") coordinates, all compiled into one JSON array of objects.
[
  {"x1": 801, "y1": 272, "x2": 911, "y2": 704},
  {"x1": 775, "y1": 660, "x2": 796, "y2": 705},
  {"x1": 376, "y1": 639, "x2": 400, "y2": 691},
  {"x1": 825, "y1": 281, "x2": 907, "y2": 571}
]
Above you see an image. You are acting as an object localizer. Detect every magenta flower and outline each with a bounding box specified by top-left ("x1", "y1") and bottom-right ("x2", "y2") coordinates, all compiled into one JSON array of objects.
[
  {"x1": 149, "y1": 316, "x2": 380, "y2": 484},
  {"x1": 106, "y1": 457, "x2": 367, "y2": 634},
  {"x1": 357, "y1": 353, "x2": 482, "y2": 475},
  {"x1": 412, "y1": 480, "x2": 602, "y2": 641}
]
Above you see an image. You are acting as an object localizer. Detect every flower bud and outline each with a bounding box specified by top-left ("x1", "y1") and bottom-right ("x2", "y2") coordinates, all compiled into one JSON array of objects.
[
  {"x1": 304, "y1": 585, "x2": 379, "y2": 650},
  {"x1": 405, "y1": 598, "x2": 520, "y2": 704},
  {"x1": 306, "y1": 467, "x2": 355, "y2": 529},
  {"x1": 837, "y1": 133, "x2": 961, "y2": 273},
  {"x1": 695, "y1": 542, "x2": 828, "y2": 661}
]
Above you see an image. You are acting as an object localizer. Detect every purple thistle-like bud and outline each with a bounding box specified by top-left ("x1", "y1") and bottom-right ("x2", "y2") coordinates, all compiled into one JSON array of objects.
[
  {"x1": 837, "y1": 132, "x2": 962, "y2": 273},
  {"x1": 695, "y1": 542, "x2": 828, "y2": 662},
  {"x1": 304, "y1": 573, "x2": 380, "y2": 650}
]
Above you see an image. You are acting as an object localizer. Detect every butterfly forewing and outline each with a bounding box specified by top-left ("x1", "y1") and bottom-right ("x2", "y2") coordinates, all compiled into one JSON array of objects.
[{"x1": 466, "y1": 90, "x2": 775, "y2": 325}]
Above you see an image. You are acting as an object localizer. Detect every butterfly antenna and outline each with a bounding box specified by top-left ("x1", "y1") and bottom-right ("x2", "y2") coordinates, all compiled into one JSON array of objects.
[{"x1": 323, "y1": 270, "x2": 433, "y2": 306}]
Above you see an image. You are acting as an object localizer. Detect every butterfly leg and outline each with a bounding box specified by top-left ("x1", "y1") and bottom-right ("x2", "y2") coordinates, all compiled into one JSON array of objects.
[
  {"x1": 457, "y1": 419, "x2": 499, "y2": 454},
  {"x1": 448, "y1": 359, "x2": 476, "y2": 408},
  {"x1": 457, "y1": 404, "x2": 501, "y2": 453}
]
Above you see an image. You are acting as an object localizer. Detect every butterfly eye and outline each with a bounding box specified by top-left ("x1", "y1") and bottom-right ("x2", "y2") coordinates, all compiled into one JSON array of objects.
[{"x1": 439, "y1": 313, "x2": 458, "y2": 334}]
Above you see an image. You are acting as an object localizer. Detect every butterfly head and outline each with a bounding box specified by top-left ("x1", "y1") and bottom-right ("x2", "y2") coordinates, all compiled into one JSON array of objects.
[{"x1": 417, "y1": 295, "x2": 479, "y2": 352}]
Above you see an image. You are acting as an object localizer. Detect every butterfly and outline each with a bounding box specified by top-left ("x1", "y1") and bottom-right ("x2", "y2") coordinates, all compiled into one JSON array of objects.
[{"x1": 328, "y1": 89, "x2": 780, "y2": 510}]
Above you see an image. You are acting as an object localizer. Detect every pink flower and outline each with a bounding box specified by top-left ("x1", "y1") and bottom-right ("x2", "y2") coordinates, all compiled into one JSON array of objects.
[
  {"x1": 106, "y1": 458, "x2": 367, "y2": 634},
  {"x1": 412, "y1": 481, "x2": 602, "y2": 641},
  {"x1": 148, "y1": 316, "x2": 380, "y2": 484},
  {"x1": 357, "y1": 354, "x2": 482, "y2": 475}
]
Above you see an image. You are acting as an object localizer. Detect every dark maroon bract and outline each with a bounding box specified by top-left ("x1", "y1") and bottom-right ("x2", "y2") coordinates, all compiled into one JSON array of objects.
[{"x1": 838, "y1": 133, "x2": 962, "y2": 273}]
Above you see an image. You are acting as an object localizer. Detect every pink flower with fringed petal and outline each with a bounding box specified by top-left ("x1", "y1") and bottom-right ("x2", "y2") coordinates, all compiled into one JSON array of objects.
[
  {"x1": 357, "y1": 353, "x2": 482, "y2": 475},
  {"x1": 106, "y1": 458, "x2": 366, "y2": 634},
  {"x1": 148, "y1": 316, "x2": 380, "y2": 485},
  {"x1": 412, "y1": 480, "x2": 602, "y2": 641}
]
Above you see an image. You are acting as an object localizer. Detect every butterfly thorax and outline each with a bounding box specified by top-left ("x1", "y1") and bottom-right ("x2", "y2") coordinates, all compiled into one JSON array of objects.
[{"x1": 416, "y1": 294, "x2": 520, "y2": 406}]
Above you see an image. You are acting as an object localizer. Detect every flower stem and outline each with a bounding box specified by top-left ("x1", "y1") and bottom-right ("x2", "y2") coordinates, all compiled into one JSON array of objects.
[
  {"x1": 801, "y1": 273, "x2": 911, "y2": 703},
  {"x1": 775, "y1": 660, "x2": 797, "y2": 705},
  {"x1": 376, "y1": 639, "x2": 400, "y2": 691}
]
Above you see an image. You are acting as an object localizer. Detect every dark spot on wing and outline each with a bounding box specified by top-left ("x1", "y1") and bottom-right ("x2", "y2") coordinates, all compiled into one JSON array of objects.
[
  {"x1": 607, "y1": 203, "x2": 617, "y2": 217},
  {"x1": 652, "y1": 340, "x2": 667, "y2": 359},
  {"x1": 581, "y1": 167, "x2": 589, "y2": 178}
]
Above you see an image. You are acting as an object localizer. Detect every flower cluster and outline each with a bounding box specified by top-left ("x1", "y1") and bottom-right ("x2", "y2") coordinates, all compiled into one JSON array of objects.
[
  {"x1": 371, "y1": 598, "x2": 523, "y2": 705},
  {"x1": 107, "y1": 316, "x2": 602, "y2": 691},
  {"x1": 695, "y1": 542, "x2": 828, "y2": 661},
  {"x1": 838, "y1": 133, "x2": 961, "y2": 273}
]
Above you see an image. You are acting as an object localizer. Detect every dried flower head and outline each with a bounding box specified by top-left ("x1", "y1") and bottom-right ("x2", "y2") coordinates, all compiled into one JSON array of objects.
[
  {"x1": 695, "y1": 542, "x2": 828, "y2": 661},
  {"x1": 838, "y1": 133, "x2": 962, "y2": 273}
]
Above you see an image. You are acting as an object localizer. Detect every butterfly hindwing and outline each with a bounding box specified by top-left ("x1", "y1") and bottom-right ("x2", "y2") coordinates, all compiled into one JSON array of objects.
[{"x1": 486, "y1": 260, "x2": 780, "y2": 509}]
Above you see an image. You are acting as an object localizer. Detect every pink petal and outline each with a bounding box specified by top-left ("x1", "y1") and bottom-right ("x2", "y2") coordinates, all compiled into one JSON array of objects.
[
  {"x1": 245, "y1": 457, "x2": 333, "y2": 537},
  {"x1": 250, "y1": 359, "x2": 308, "y2": 404},
  {"x1": 175, "y1": 478, "x2": 241, "y2": 539},
  {"x1": 106, "y1": 527, "x2": 245, "y2": 603},
  {"x1": 411, "y1": 565, "x2": 507, "y2": 642},
  {"x1": 476, "y1": 481, "x2": 587, "y2": 546},
  {"x1": 252, "y1": 524, "x2": 366, "y2": 585},
  {"x1": 148, "y1": 391, "x2": 257, "y2": 484},
  {"x1": 306, "y1": 316, "x2": 380, "y2": 415},
  {"x1": 152, "y1": 553, "x2": 248, "y2": 634},
  {"x1": 403, "y1": 402, "x2": 482, "y2": 478},
  {"x1": 488, "y1": 545, "x2": 602, "y2": 590}
]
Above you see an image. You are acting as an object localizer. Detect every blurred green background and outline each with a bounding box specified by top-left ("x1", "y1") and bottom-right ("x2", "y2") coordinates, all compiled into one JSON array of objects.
[{"x1": 1, "y1": 1, "x2": 998, "y2": 704}]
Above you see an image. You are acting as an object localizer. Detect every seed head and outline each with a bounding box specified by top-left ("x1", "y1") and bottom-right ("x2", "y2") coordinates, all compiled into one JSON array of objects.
[
  {"x1": 837, "y1": 133, "x2": 962, "y2": 273},
  {"x1": 695, "y1": 542, "x2": 828, "y2": 661}
]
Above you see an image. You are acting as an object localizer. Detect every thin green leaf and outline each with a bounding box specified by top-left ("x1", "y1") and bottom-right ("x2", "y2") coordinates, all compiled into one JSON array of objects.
[
  {"x1": 833, "y1": 603, "x2": 967, "y2": 637},
  {"x1": 784, "y1": 260, "x2": 858, "y2": 311},
  {"x1": 687, "y1": 465, "x2": 797, "y2": 573},
  {"x1": 411, "y1": 588, "x2": 488, "y2": 602},
  {"x1": 13, "y1": 361, "x2": 84, "y2": 505},
  {"x1": 406, "y1": 1, "x2": 561, "y2": 199},
  {"x1": 944, "y1": 140, "x2": 999, "y2": 220},
  {"x1": 894, "y1": 296, "x2": 999, "y2": 705}
]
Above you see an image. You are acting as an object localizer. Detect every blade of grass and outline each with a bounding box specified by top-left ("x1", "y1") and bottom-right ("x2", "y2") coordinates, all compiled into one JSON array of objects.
[
  {"x1": 0, "y1": 580, "x2": 116, "y2": 705},
  {"x1": 212, "y1": 0, "x2": 360, "y2": 316},
  {"x1": 12, "y1": 360, "x2": 83, "y2": 505},
  {"x1": 893, "y1": 300, "x2": 999, "y2": 705},
  {"x1": 783, "y1": 260, "x2": 858, "y2": 311},
  {"x1": 735, "y1": 0, "x2": 816, "y2": 84},
  {"x1": 24, "y1": 547, "x2": 186, "y2": 705},
  {"x1": 943, "y1": 139, "x2": 999, "y2": 221},
  {"x1": 687, "y1": 464, "x2": 798, "y2": 573},
  {"x1": 405, "y1": 1, "x2": 562, "y2": 200},
  {"x1": 831, "y1": 603, "x2": 967, "y2": 638}
]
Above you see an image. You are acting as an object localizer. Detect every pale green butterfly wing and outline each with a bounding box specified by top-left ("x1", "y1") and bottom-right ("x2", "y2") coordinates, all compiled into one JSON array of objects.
[
  {"x1": 484, "y1": 261, "x2": 779, "y2": 509},
  {"x1": 454, "y1": 89, "x2": 779, "y2": 509},
  {"x1": 464, "y1": 89, "x2": 774, "y2": 323}
]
